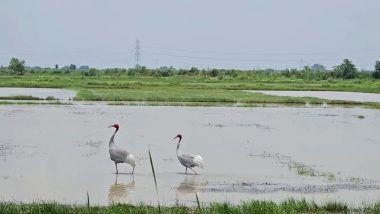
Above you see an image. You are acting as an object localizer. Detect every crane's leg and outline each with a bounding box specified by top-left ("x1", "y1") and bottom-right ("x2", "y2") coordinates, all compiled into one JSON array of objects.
[
  {"x1": 185, "y1": 167, "x2": 188, "y2": 174},
  {"x1": 115, "y1": 163, "x2": 118, "y2": 174},
  {"x1": 132, "y1": 166, "x2": 135, "y2": 174},
  {"x1": 189, "y1": 167, "x2": 198, "y2": 175}
]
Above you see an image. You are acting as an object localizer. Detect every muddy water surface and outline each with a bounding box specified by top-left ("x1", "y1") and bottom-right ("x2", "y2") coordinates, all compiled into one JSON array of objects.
[
  {"x1": 0, "y1": 87, "x2": 75, "y2": 100},
  {"x1": 0, "y1": 105, "x2": 379, "y2": 206}
]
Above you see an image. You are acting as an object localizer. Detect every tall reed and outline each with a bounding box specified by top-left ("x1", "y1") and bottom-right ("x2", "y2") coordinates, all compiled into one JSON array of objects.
[{"x1": 148, "y1": 149, "x2": 161, "y2": 214}]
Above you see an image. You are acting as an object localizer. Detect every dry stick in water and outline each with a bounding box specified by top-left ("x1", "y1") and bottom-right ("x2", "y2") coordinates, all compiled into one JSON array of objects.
[
  {"x1": 149, "y1": 149, "x2": 161, "y2": 214},
  {"x1": 195, "y1": 192, "x2": 201, "y2": 212},
  {"x1": 86, "y1": 191, "x2": 90, "y2": 208}
]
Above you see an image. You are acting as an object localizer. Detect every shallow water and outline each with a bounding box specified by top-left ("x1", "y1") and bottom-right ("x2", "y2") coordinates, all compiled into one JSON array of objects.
[
  {"x1": 0, "y1": 105, "x2": 379, "y2": 206},
  {"x1": 0, "y1": 87, "x2": 76, "y2": 100},
  {"x1": 248, "y1": 90, "x2": 380, "y2": 103}
]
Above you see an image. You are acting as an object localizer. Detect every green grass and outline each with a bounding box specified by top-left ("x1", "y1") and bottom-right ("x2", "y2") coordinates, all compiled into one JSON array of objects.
[
  {"x1": 5, "y1": 199, "x2": 380, "y2": 213},
  {"x1": 0, "y1": 101, "x2": 70, "y2": 105},
  {"x1": 1, "y1": 74, "x2": 379, "y2": 92},
  {"x1": 0, "y1": 95, "x2": 43, "y2": 100},
  {"x1": 0, "y1": 199, "x2": 368, "y2": 214},
  {"x1": 74, "y1": 88, "x2": 326, "y2": 104},
  {"x1": 0, "y1": 74, "x2": 379, "y2": 107},
  {"x1": 0, "y1": 95, "x2": 58, "y2": 101},
  {"x1": 75, "y1": 88, "x2": 380, "y2": 108}
]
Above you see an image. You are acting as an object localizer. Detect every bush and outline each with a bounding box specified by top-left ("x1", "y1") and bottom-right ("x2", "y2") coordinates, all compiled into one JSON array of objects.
[{"x1": 209, "y1": 69, "x2": 219, "y2": 77}]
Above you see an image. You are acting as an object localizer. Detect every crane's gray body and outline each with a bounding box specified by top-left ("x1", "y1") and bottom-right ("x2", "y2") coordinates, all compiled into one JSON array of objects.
[
  {"x1": 176, "y1": 137, "x2": 204, "y2": 174},
  {"x1": 109, "y1": 131, "x2": 136, "y2": 173},
  {"x1": 178, "y1": 154, "x2": 200, "y2": 168}
]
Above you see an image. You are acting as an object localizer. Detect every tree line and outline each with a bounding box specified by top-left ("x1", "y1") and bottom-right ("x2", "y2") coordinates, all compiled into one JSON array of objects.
[{"x1": 1, "y1": 57, "x2": 380, "y2": 80}]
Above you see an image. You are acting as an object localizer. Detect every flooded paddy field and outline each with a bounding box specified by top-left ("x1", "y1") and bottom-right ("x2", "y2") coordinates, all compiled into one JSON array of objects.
[
  {"x1": 0, "y1": 87, "x2": 76, "y2": 101},
  {"x1": 0, "y1": 104, "x2": 379, "y2": 206},
  {"x1": 248, "y1": 90, "x2": 380, "y2": 103}
]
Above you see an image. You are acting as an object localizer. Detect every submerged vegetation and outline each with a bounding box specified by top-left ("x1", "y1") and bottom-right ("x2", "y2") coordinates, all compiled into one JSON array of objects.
[
  {"x1": 0, "y1": 95, "x2": 57, "y2": 100},
  {"x1": 0, "y1": 95, "x2": 42, "y2": 100}
]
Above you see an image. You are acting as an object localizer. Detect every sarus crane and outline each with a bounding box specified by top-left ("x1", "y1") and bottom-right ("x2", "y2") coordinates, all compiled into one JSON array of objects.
[
  {"x1": 173, "y1": 134, "x2": 204, "y2": 175},
  {"x1": 108, "y1": 124, "x2": 136, "y2": 174}
]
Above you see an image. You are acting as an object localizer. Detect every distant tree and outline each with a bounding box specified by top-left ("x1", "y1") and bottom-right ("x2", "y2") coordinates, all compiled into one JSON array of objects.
[
  {"x1": 178, "y1": 68, "x2": 189, "y2": 75},
  {"x1": 55, "y1": 64, "x2": 58, "y2": 70},
  {"x1": 83, "y1": 68, "x2": 97, "y2": 76},
  {"x1": 333, "y1": 59, "x2": 358, "y2": 79},
  {"x1": 311, "y1": 64, "x2": 326, "y2": 71},
  {"x1": 303, "y1": 66, "x2": 312, "y2": 72},
  {"x1": 79, "y1": 65, "x2": 90, "y2": 70},
  {"x1": 209, "y1": 69, "x2": 219, "y2": 77},
  {"x1": 373, "y1": 61, "x2": 380, "y2": 79},
  {"x1": 158, "y1": 66, "x2": 175, "y2": 76},
  {"x1": 9, "y1": 58, "x2": 25, "y2": 75},
  {"x1": 139, "y1": 66, "x2": 148, "y2": 75},
  {"x1": 281, "y1": 69, "x2": 291, "y2": 78},
  {"x1": 189, "y1": 67, "x2": 199, "y2": 75},
  {"x1": 69, "y1": 64, "x2": 76, "y2": 70}
]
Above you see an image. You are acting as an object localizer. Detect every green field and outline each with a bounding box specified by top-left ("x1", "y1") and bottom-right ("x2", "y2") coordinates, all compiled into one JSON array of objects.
[{"x1": 0, "y1": 73, "x2": 379, "y2": 107}]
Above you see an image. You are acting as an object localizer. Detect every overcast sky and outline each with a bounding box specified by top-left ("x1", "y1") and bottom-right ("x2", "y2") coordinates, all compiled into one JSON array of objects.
[{"x1": 1, "y1": 0, "x2": 379, "y2": 70}]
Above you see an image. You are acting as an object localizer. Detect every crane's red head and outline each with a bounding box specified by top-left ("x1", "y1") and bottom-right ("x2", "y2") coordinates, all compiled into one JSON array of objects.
[
  {"x1": 108, "y1": 124, "x2": 119, "y2": 132},
  {"x1": 173, "y1": 134, "x2": 182, "y2": 142}
]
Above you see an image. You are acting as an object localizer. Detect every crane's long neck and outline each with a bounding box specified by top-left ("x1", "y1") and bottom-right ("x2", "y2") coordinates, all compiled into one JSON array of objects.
[
  {"x1": 109, "y1": 131, "x2": 117, "y2": 146},
  {"x1": 176, "y1": 140, "x2": 182, "y2": 156}
]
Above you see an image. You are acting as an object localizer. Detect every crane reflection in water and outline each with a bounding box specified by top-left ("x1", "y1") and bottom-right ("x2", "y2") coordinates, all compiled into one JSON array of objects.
[
  {"x1": 175, "y1": 175, "x2": 205, "y2": 205},
  {"x1": 108, "y1": 174, "x2": 135, "y2": 205}
]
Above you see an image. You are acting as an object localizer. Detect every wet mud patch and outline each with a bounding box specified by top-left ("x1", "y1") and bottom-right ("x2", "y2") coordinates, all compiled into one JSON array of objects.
[
  {"x1": 353, "y1": 115, "x2": 365, "y2": 119},
  {"x1": 249, "y1": 151, "x2": 378, "y2": 184},
  {"x1": 249, "y1": 151, "x2": 336, "y2": 180},
  {"x1": 202, "y1": 181, "x2": 380, "y2": 194},
  {"x1": 317, "y1": 113, "x2": 338, "y2": 117}
]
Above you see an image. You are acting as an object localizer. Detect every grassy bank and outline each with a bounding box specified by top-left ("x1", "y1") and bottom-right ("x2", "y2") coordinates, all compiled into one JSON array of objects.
[
  {"x1": 3, "y1": 199, "x2": 380, "y2": 214},
  {"x1": 0, "y1": 74, "x2": 379, "y2": 107},
  {"x1": 1, "y1": 74, "x2": 380, "y2": 93}
]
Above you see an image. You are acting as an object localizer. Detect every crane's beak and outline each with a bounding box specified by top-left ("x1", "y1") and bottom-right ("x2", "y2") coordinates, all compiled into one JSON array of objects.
[
  {"x1": 173, "y1": 136, "x2": 178, "y2": 140},
  {"x1": 108, "y1": 125, "x2": 113, "y2": 128}
]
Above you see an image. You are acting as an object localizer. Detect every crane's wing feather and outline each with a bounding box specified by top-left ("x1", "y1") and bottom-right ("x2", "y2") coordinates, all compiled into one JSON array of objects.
[
  {"x1": 193, "y1": 155, "x2": 204, "y2": 169},
  {"x1": 109, "y1": 145, "x2": 130, "y2": 163},
  {"x1": 178, "y1": 154, "x2": 204, "y2": 168}
]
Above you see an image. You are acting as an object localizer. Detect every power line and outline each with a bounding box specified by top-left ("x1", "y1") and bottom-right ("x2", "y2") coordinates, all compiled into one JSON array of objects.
[
  {"x1": 142, "y1": 45, "x2": 380, "y2": 56},
  {"x1": 142, "y1": 51, "x2": 348, "y2": 62},
  {"x1": 1, "y1": 45, "x2": 378, "y2": 58}
]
